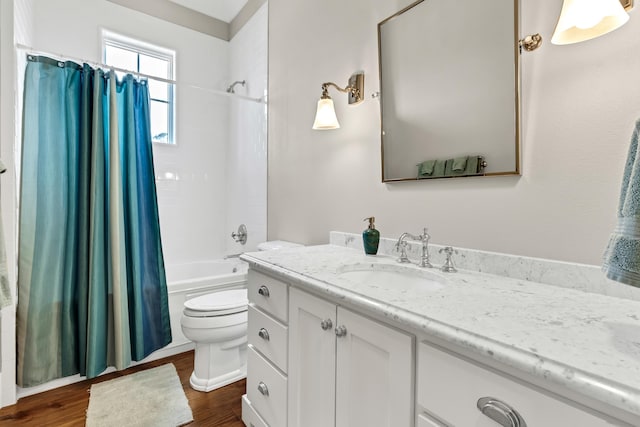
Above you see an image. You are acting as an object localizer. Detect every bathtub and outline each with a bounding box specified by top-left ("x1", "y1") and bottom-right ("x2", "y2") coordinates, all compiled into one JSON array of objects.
[{"x1": 166, "y1": 258, "x2": 248, "y2": 350}]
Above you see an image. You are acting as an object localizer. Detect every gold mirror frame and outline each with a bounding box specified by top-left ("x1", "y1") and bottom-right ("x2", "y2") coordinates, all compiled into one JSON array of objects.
[{"x1": 378, "y1": 0, "x2": 521, "y2": 182}]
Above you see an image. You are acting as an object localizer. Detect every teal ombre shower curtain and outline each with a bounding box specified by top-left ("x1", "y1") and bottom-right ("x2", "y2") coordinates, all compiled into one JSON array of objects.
[{"x1": 17, "y1": 55, "x2": 171, "y2": 387}]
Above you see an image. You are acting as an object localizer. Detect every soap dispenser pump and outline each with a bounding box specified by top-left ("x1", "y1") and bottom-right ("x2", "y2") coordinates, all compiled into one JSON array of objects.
[{"x1": 362, "y1": 217, "x2": 380, "y2": 255}]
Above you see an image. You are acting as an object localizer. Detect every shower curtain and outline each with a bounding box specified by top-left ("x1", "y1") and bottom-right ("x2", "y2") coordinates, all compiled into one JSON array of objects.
[{"x1": 17, "y1": 55, "x2": 171, "y2": 387}]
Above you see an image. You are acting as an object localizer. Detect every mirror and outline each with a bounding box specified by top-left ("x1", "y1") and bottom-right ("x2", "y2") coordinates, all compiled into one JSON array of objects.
[{"x1": 378, "y1": 0, "x2": 520, "y2": 182}]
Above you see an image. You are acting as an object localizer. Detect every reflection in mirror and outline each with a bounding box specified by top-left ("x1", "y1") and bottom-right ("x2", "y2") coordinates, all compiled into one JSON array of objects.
[{"x1": 378, "y1": 0, "x2": 520, "y2": 182}]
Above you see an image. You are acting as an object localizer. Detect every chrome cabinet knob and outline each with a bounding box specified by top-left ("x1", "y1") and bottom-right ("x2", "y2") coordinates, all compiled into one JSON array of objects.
[
  {"x1": 320, "y1": 319, "x2": 333, "y2": 330},
  {"x1": 258, "y1": 328, "x2": 270, "y2": 341},
  {"x1": 477, "y1": 397, "x2": 526, "y2": 427},
  {"x1": 257, "y1": 381, "x2": 269, "y2": 396},
  {"x1": 257, "y1": 285, "x2": 270, "y2": 297},
  {"x1": 335, "y1": 325, "x2": 347, "y2": 337}
]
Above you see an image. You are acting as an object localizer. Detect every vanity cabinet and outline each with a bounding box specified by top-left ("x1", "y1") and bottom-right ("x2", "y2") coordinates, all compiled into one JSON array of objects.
[
  {"x1": 242, "y1": 264, "x2": 633, "y2": 427},
  {"x1": 417, "y1": 342, "x2": 617, "y2": 427},
  {"x1": 288, "y1": 287, "x2": 414, "y2": 427}
]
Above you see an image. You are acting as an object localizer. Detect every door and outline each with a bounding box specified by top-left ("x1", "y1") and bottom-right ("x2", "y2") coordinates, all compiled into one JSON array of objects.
[
  {"x1": 335, "y1": 307, "x2": 414, "y2": 427},
  {"x1": 288, "y1": 288, "x2": 337, "y2": 427}
]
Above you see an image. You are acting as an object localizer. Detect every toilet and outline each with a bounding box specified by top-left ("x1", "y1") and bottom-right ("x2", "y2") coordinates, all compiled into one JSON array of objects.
[{"x1": 181, "y1": 240, "x2": 302, "y2": 392}]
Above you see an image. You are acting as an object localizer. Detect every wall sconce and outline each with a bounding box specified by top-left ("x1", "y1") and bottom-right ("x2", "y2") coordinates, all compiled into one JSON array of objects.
[
  {"x1": 312, "y1": 72, "x2": 365, "y2": 130},
  {"x1": 551, "y1": 0, "x2": 632, "y2": 45}
]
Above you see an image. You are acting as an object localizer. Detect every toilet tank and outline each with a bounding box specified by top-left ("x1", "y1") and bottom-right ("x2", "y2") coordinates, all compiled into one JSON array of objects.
[{"x1": 257, "y1": 240, "x2": 303, "y2": 251}]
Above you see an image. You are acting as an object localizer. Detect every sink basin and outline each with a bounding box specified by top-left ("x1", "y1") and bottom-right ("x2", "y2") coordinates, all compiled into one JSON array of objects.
[{"x1": 336, "y1": 263, "x2": 444, "y2": 292}]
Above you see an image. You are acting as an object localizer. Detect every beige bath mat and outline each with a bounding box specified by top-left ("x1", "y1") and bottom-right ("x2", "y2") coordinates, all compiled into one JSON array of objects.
[{"x1": 86, "y1": 363, "x2": 193, "y2": 427}]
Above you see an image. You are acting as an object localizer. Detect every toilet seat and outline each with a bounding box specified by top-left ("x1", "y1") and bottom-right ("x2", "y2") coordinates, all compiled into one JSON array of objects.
[{"x1": 184, "y1": 289, "x2": 248, "y2": 317}]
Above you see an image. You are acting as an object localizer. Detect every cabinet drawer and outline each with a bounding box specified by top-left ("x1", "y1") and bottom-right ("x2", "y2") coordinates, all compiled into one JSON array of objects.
[
  {"x1": 247, "y1": 346, "x2": 287, "y2": 427},
  {"x1": 248, "y1": 305, "x2": 288, "y2": 373},
  {"x1": 417, "y1": 342, "x2": 612, "y2": 427},
  {"x1": 242, "y1": 394, "x2": 269, "y2": 427},
  {"x1": 248, "y1": 270, "x2": 288, "y2": 323}
]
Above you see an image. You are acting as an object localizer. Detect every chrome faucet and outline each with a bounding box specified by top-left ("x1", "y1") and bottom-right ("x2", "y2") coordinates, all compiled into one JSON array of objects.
[
  {"x1": 418, "y1": 228, "x2": 432, "y2": 268},
  {"x1": 395, "y1": 228, "x2": 433, "y2": 268}
]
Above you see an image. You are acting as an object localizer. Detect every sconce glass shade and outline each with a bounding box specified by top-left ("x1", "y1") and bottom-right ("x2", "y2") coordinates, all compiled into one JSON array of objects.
[
  {"x1": 551, "y1": 0, "x2": 629, "y2": 45},
  {"x1": 312, "y1": 98, "x2": 340, "y2": 130}
]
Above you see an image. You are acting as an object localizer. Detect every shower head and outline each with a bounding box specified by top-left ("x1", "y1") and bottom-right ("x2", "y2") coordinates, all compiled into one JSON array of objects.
[{"x1": 226, "y1": 80, "x2": 246, "y2": 93}]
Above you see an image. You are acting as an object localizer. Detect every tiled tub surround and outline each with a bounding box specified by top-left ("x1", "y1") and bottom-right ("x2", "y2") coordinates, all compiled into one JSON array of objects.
[{"x1": 241, "y1": 237, "x2": 640, "y2": 424}]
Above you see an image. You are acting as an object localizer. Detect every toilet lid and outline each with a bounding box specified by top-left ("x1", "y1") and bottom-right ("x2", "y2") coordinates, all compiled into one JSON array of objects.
[{"x1": 184, "y1": 289, "x2": 248, "y2": 315}]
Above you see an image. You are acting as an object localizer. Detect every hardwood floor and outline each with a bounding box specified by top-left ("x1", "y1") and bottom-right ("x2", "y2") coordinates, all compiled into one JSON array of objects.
[{"x1": 0, "y1": 351, "x2": 246, "y2": 426}]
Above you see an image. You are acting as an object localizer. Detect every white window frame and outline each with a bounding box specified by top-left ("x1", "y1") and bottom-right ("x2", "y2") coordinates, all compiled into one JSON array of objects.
[{"x1": 101, "y1": 30, "x2": 176, "y2": 145}]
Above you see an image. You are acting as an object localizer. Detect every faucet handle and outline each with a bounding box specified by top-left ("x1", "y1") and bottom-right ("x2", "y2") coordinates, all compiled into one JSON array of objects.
[
  {"x1": 439, "y1": 246, "x2": 458, "y2": 255},
  {"x1": 421, "y1": 227, "x2": 430, "y2": 240},
  {"x1": 396, "y1": 240, "x2": 410, "y2": 263},
  {"x1": 439, "y1": 246, "x2": 458, "y2": 273}
]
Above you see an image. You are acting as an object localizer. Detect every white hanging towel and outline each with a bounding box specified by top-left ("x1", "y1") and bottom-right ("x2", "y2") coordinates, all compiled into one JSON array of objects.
[{"x1": 0, "y1": 159, "x2": 11, "y2": 308}]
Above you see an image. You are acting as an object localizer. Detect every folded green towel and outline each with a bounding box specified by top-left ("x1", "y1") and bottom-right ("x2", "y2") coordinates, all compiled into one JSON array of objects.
[
  {"x1": 442, "y1": 156, "x2": 484, "y2": 177},
  {"x1": 444, "y1": 159, "x2": 461, "y2": 176},
  {"x1": 418, "y1": 160, "x2": 436, "y2": 176},
  {"x1": 418, "y1": 156, "x2": 485, "y2": 179},
  {"x1": 452, "y1": 156, "x2": 468, "y2": 172},
  {"x1": 603, "y1": 119, "x2": 640, "y2": 287},
  {"x1": 465, "y1": 156, "x2": 480, "y2": 175},
  {"x1": 418, "y1": 159, "x2": 446, "y2": 179},
  {"x1": 432, "y1": 160, "x2": 446, "y2": 178}
]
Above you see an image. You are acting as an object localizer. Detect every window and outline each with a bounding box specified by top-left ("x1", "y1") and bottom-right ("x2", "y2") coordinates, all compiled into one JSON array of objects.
[{"x1": 102, "y1": 31, "x2": 176, "y2": 144}]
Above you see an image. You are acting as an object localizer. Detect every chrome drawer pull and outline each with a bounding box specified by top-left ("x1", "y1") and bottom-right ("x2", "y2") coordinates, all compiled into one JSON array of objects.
[
  {"x1": 477, "y1": 397, "x2": 527, "y2": 427},
  {"x1": 258, "y1": 328, "x2": 270, "y2": 341},
  {"x1": 320, "y1": 318, "x2": 333, "y2": 330},
  {"x1": 257, "y1": 285, "x2": 270, "y2": 297},
  {"x1": 257, "y1": 381, "x2": 269, "y2": 396},
  {"x1": 335, "y1": 325, "x2": 347, "y2": 337}
]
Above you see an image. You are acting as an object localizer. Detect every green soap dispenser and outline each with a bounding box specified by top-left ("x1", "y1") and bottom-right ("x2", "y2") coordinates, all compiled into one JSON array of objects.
[{"x1": 362, "y1": 217, "x2": 380, "y2": 255}]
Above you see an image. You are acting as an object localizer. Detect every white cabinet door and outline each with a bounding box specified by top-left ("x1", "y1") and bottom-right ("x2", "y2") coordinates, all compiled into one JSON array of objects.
[
  {"x1": 335, "y1": 306, "x2": 414, "y2": 427},
  {"x1": 288, "y1": 288, "x2": 337, "y2": 427}
]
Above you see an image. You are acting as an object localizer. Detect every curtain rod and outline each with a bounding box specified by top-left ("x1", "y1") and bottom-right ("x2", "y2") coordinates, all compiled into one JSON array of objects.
[{"x1": 15, "y1": 43, "x2": 265, "y2": 104}]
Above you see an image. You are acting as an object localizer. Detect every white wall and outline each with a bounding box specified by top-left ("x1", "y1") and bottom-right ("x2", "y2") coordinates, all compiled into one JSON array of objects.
[
  {"x1": 267, "y1": 0, "x2": 639, "y2": 266},
  {"x1": 226, "y1": 3, "x2": 268, "y2": 254},
  {"x1": 31, "y1": 0, "x2": 231, "y2": 267}
]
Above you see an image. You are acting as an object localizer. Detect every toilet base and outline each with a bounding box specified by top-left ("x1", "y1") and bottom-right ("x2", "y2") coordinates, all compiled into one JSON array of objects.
[
  {"x1": 189, "y1": 338, "x2": 248, "y2": 392},
  {"x1": 189, "y1": 365, "x2": 247, "y2": 392}
]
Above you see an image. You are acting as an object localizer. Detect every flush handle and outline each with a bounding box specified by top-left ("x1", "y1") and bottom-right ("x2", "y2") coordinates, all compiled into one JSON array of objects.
[
  {"x1": 257, "y1": 381, "x2": 269, "y2": 396},
  {"x1": 320, "y1": 319, "x2": 333, "y2": 331},
  {"x1": 335, "y1": 325, "x2": 347, "y2": 337},
  {"x1": 258, "y1": 285, "x2": 270, "y2": 297},
  {"x1": 477, "y1": 397, "x2": 527, "y2": 427},
  {"x1": 258, "y1": 328, "x2": 270, "y2": 341}
]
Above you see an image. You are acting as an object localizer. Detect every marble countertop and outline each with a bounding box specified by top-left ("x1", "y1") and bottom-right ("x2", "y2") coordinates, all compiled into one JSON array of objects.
[{"x1": 241, "y1": 244, "x2": 640, "y2": 420}]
